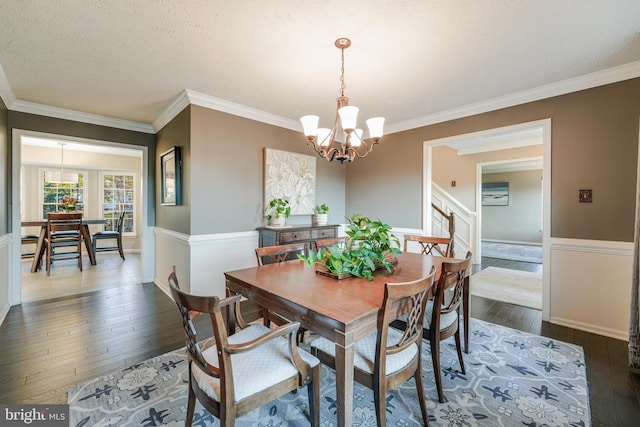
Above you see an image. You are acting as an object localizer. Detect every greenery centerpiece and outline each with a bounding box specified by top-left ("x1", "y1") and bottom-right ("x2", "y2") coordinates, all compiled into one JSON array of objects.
[
  {"x1": 299, "y1": 213, "x2": 401, "y2": 280},
  {"x1": 265, "y1": 198, "x2": 291, "y2": 227}
]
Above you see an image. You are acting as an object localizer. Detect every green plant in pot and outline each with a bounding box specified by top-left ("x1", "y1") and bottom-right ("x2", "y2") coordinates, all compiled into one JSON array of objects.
[
  {"x1": 299, "y1": 213, "x2": 401, "y2": 280},
  {"x1": 265, "y1": 198, "x2": 291, "y2": 227},
  {"x1": 315, "y1": 203, "x2": 329, "y2": 226}
]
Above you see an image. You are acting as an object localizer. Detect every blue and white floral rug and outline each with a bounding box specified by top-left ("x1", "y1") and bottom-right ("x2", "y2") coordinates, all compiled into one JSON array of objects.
[{"x1": 68, "y1": 318, "x2": 590, "y2": 426}]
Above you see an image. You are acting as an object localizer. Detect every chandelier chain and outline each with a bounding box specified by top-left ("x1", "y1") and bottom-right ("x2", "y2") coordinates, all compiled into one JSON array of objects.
[{"x1": 339, "y1": 47, "x2": 346, "y2": 97}]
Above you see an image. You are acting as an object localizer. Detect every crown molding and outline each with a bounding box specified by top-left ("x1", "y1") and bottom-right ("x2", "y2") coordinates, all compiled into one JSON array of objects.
[
  {"x1": 0, "y1": 63, "x2": 17, "y2": 108},
  {"x1": 386, "y1": 60, "x2": 640, "y2": 135},
  {"x1": 152, "y1": 90, "x2": 191, "y2": 131},
  {"x1": 183, "y1": 89, "x2": 301, "y2": 132},
  {"x1": 9, "y1": 100, "x2": 154, "y2": 134},
  {"x1": 153, "y1": 89, "x2": 301, "y2": 133}
]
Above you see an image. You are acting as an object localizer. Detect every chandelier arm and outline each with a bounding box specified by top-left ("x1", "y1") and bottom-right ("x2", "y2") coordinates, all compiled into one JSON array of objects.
[
  {"x1": 349, "y1": 139, "x2": 381, "y2": 159},
  {"x1": 306, "y1": 140, "x2": 342, "y2": 162}
]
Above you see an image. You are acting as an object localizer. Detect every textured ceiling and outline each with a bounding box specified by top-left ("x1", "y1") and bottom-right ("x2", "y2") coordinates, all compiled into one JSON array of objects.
[{"x1": 0, "y1": 0, "x2": 639, "y2": 132}]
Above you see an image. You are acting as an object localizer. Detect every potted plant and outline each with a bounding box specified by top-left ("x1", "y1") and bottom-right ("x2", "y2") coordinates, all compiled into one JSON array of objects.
[
  {"x1": 265, "y1": 198, "x2": 291, "y2": 227},
  {"x1": 314, "y1": 203, "x2": 329, "y2": 226},
  {"x1": 299, "y1": 213, "x2": 401, "y2": 280}
]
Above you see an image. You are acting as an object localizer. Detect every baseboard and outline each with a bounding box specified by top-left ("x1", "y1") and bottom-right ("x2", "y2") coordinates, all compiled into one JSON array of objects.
[
  {"x1": 482, "y1": 239, "x2": 542, "y2": 246},
  {"x1": 549, "y1": 315, "x2": 628, "y2": 342},
  {"x1": 154, "y1": 279, "x2": 172, "y2": 300},
  {"x1": 0, "y1": 303, "x2": 9, "y2": 327}
]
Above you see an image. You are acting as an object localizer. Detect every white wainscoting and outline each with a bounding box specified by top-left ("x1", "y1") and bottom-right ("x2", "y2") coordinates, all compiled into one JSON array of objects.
[
  {"x1": 550, "y1": 237, "x2": 633, "y2": 341},
  {"x1": 154, "y1": 228, "x2": 259, "y2": 297},
  {"x1": 152, "y1": 227, "x2": 634, "y2": 341},
  {"x1": 0, "y1": 233, "x2": 12, "y2": 327}
]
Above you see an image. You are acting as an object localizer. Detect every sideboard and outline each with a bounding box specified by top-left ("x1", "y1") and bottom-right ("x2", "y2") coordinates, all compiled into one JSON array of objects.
[{"x1": 257, "y1": 224, "x2": 339, "y2": 256}]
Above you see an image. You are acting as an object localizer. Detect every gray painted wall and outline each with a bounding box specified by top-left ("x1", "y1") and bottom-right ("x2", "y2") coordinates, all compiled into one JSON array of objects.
[
  {"x1": 346, "y1": 78, "x2": 640, "y2": 242},
  {"x1": 482, "y1": 170, "x2": 543, "y2": 243},
  {"x1": 156, "y1": 105, "x2": 347, "y2": 235},
  {"x1": 432, "y1": 144, "x2": 543, "y2": 211}
]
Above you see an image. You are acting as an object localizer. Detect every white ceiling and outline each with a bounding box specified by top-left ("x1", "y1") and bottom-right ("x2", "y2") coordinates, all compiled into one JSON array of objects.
[{"x1": 1, "y1": 1, "x2": 639, "y2": 136}]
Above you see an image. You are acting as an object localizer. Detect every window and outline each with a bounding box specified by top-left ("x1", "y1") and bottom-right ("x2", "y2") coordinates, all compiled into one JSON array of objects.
[
  {"x1": 42, "y1": 170, "x2": 85, "y2": 217},
  {"x1": 101, "y1": 173, "x2": 135, "y2": 234}
]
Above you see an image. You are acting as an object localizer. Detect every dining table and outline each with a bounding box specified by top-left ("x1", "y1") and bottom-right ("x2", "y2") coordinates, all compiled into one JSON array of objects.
[
  {"x1": 224, "y1": 251, "x2": 470, "y2": 427},
  {"x1": 21, "y1": 219, "x2": 107, "y2": 273}
]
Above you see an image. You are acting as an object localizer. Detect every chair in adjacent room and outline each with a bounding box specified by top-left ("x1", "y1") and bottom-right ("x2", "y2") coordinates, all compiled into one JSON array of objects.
[
  {"x1": 424, "y1": 251, "x2": 472, "y2": 403},
  {"x1": 403, "y1": 234, "x2": 451, "y2": 257},
  {"x1": 92, "y1": 210, "x2": 126, "y2": 260},
  {"x1": 46, "y1": 212, "x2": 83, "y2": 276},
  {"x1": 21, "y1": 234, "x2": 40, "y2": 259},
  {"x1": 310, "y1": 267, "x2": 437, "y2": 427},
  {"x1": 168, "y1": 274, "x2": 321, "y2": 427}
]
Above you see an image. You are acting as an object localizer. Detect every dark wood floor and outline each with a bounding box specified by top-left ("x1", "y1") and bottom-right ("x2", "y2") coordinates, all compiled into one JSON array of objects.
[{"x1": 1, "y1": 256, "x2": 639, "y2": 426}]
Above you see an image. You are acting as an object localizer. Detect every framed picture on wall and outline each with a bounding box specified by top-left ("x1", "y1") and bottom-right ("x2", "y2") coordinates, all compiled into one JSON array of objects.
[
  {"x1": 482, "y1": 182, "x2": 509, "y2": 206},
  {"x1": 161, "y1": 146, "x2": 182, "y2": 206}
]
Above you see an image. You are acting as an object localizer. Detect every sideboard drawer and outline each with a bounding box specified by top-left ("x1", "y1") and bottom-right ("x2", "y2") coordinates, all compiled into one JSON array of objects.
[
  {"x1": 279, "y1": 230, "x2": 311, "y2": 243},
  {"x1": 311, "y1": 228, "x2": 336, "y2": 239}
]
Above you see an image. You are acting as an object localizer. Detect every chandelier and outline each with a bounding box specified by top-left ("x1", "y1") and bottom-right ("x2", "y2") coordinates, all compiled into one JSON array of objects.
[
  {"x1": 45, "y1": 142, "x2": 79, "y2": 184},
  {"x1": 300, "y1": 38, "x2": 384, "y2": 163}
]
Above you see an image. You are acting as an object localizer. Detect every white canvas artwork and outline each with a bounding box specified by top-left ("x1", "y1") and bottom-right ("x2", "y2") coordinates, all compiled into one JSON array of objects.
[{"x1": 264, "y1": 148, "x2": 316, "y2": 215}]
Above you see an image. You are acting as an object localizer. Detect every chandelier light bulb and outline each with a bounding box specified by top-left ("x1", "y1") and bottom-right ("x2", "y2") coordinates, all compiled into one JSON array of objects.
[{"x1": 300, "y1": 115, "x2": 319, "y2": 138}]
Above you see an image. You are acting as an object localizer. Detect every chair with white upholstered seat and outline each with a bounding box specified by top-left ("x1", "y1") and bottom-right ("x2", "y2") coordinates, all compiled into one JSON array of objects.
[
  {"x1": 310, "y1": 267, "x2": 436, "y2": 427},
  {"x1": 169, "y1": 273, "x2": 320, "y2": 426},
  {"x1": 424, "y1": 251, "x2": 472, "y2": 403}
]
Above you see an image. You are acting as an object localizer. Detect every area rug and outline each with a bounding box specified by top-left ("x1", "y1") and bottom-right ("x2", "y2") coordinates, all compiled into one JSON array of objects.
[
  {"x1": 482, "y1": 241, "x2": 543, "y2": 264},
  {"x1": 68, "y1": 318, "x2": 590, "y2": 426},
  {"x1": 471, "y1": 267, "x2": 542, "y2": 310}
]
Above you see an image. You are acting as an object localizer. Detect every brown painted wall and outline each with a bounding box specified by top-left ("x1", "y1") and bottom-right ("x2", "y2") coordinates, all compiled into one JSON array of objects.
[
  {"x1": 0, "y1": 97, "x2": 7, "y2": 235},
  {"x1": 7, "y1": 111, "x2": 157, "y2": 227},
  {"x1": 346, "y1": 78, "x2": 640, "y2": 242}
]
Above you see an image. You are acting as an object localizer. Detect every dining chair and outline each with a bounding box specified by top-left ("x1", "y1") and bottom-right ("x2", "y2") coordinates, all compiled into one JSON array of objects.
[
  {"x1": 21, "y1": 234, "x2": 40, "y2": 259},
  {"x1": 46, "y1": 212, "x2": 83, "y2": 276},
  {"x1": 92, "y1": 210, "x2": 126, "y2": 260},
  {"x1": 403, "y1": 234, "x2": 451, "y2": 257},
  {"x1": 169, "y1": 274, "x2": 321, "y2": 427},
  {"x1": 312, "y1": 236, "x2": 347, "y2": 252},
  {"x1": 255, "y1": 242, "x2": 307, "y2": 340},
  {"x1": 310, "y1": 267, "x2": 437, "y2": 427},
  {"x1": 425, "y1": 251, "x2": 472, "y2": 403},
  {"x1": 255, "y1": 242, "x2": 306, "y2": 265}
]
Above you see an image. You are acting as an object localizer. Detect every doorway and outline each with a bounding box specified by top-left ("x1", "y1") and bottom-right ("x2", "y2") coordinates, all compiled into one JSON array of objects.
[
  {"x1": 423, "y1": 119, "x2": 551, "y2": 321},
  {"x1": 10, "y1": 129, "x2": 153, "y2": 305}
]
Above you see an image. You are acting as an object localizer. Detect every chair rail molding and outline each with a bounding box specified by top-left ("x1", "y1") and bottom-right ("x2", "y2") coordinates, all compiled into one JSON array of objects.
[{"x1": 154, "y1": 227, "x2": 258, "y2": 297}]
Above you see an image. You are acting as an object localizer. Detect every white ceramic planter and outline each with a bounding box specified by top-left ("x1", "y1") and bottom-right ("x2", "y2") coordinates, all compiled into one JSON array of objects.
[
  {"x1": 315, "y1": 213, "x2": 328, "y2": 226},
  {"x1": 269, "y1": 216, "x2": 286, "y2": 227}
]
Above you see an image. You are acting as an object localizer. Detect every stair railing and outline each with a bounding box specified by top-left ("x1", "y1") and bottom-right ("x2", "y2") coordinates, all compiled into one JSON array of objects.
[{"x1": 431, "y1": 203, "x2": 455, "y2": 258}]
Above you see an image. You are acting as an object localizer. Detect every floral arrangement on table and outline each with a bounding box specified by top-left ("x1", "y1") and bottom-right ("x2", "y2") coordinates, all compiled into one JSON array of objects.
[
  {"x1": 60, "y1": 198, "x2": 78, "y2": 212},
  {"x1": 299, "y1": 213, "x2": 401, "y2": 280}
]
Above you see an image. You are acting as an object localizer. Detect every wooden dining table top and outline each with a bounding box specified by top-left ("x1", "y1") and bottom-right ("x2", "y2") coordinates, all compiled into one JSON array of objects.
[{"x1": 226, "y1": 252, "x2": 448, "y2": 329}]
